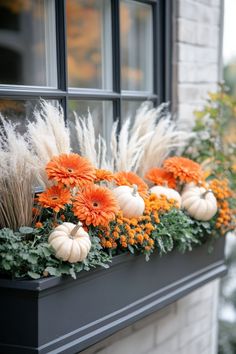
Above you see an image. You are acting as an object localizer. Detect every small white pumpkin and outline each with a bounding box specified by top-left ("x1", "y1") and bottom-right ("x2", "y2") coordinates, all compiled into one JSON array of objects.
[
  {"x1": 113, "y1": 184, "x2": 145, "y2": 218},
  {"x1": 150, "y1": 185, "x2": 181, "y2": 207},
  {"x1": 182, "y1": 182, "x2": 197, "y2": 192},
  {"x1": 181, "y1": 186, "x2": 217, "y2": 221},
  {"x1": 48, "y1": 222, "x2": 91, "y2": 263}
]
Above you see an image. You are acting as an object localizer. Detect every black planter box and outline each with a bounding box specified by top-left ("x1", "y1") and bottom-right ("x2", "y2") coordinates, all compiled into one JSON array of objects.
[{"x1": 0, "y1": 237, "x2": 226, "y2": 354}]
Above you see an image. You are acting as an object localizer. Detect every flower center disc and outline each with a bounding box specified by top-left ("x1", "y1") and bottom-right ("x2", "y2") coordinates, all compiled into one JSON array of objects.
[
  {"x1": 51, "y1": 196, "x2": 58, "y2": 201},
  {"x1": 67, "y1": 168, "x2": 73, "y2": 173},
  {"x1": 93, "y1": 202, "x2": 99, "y2": 207}
]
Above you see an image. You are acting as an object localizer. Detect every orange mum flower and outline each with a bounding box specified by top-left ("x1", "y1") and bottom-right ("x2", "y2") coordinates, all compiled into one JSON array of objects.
[
  {"x1": 114, "y1": 171, "x2": 148, "y2": 198},
  {"x1": 35, "y1": 222, "x2": 43, "y2": 229},
  {"x1": 46, "y1": 153, "x2": 95, "y2": 188},
  {"x1": 73, "y1": 184, "x2": 119, "y2": 227},
  {"x1": 38, "y1": 185, "x2": 71, "y2": 213},
  {"x1": 145, "y1": 167, "x2": 176, "y2": 188},
  {"x1": 163, "y1": 157, "x2": 203, "y2": 184},
  {"x1": 95, "y1": 169, "x2": 114, "y2": 182}
]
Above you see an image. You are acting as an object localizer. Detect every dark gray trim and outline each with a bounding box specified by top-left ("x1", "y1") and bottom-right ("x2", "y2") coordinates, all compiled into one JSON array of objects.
[
  {"x1": 165, "y1": 0, "x2": 173, "y2": 103},
  {"x1": 0, "y1": 0, "x2": 171, "y2": 122},
  {"x1": 0, "y1": 237, "x2": 226, "y2": 354},
  {"x1": 157, "y1": 0, "x2": 172, "y2": 104},
  {"x1": 55, "y1": 0, "x2": 68, "y2": 116}
]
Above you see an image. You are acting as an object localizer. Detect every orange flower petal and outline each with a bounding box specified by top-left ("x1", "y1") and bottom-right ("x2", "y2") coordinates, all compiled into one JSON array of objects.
[
  {"x1": 37, "y1": 185, "x2": 71, "y2": 212},
  {"x1": 114, "y1": 171, "x2": 148, "y2": 198},
  {"x1": 163, "y1": 157, "x2": 203, "y2": 184},
  {"x1": 73, "y1": 184, "x2": 119, "y2": 227},
  {"x1": 46, "y1": 153, "x2": 96, "y2": 188},
  {"x1": 145, "y1": 167, "x2": 176, "y2": 188}
]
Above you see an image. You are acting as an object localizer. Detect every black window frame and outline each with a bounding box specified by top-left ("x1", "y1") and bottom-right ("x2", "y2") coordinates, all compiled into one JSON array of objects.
[{"x1": 0, "y1": 0, "x2": 172, "y2": 125}]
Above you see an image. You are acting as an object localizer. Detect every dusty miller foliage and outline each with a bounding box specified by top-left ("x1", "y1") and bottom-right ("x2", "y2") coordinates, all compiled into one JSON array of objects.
[{"x1": 0, "y1": 209, "x2": 214, "y2": 280}]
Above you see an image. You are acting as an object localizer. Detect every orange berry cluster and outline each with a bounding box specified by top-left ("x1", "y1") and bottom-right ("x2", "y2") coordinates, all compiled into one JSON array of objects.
[
  {"x1": 209, "y1": 179, "x2": 234, "y2": 233},
  {"x1": 98, "y1": 194, "x2": 176, "y2": 255}
]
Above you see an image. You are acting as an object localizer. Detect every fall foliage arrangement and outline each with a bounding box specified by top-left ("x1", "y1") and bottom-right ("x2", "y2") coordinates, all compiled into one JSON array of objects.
[{"x1": 0, "y1": 97, "x2": 235, "y2": 280}]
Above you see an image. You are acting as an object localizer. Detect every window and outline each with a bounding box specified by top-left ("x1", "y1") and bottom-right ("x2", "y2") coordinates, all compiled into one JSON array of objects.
[{"x1": 0, "y1": 0, "x2": 172, "y2": 145}]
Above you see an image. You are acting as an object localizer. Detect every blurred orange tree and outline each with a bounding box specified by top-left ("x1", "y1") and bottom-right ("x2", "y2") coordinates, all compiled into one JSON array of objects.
[{"x1": 184, "y1": 84, "x2": 236, "y2": 190}]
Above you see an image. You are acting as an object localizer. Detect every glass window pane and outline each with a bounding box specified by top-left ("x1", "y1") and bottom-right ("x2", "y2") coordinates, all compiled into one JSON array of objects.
[
  {"x1": 67, "y1": 0, "x2": 112, "y2": 89},
  {"x1": 68, "y1": 100, "x2": 113, "y2": 152},
  {"x1": 122, "y1": 100, "x2": 154, "y2": 124},
  {"x1": 0, "y1": 99, "x2": 58, "y2": 134},
  {"x1": 0, "y1": 0, "x2": 57, "y2": 87},
  {"x1": 120, "y1": 1, "x2": 153, "y2": 92}
]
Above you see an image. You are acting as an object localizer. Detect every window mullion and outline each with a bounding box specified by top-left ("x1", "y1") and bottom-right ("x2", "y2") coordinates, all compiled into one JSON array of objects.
[
  {"x1": 55, "y1": 0, "x2": 68, "y2": 120},
  {"x1": 111, "y1": 0, "x2": 122, "y2": 123}
]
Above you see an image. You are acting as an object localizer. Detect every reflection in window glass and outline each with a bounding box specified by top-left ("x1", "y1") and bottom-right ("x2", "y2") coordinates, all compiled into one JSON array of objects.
[
  {"x1": 0, "y1": 99, "x2": 57, "y2": 134},
  {"x1": 67, "y1": 0, "x2": 112, "y2": 89},
  {"x1": 68, "y1": 100, "x2": 113, "y2": 152},
  {"x1": 122, "y1": 100, "x2": 153, "y2": 124},
  {"x1": 120, "y1": 0, "x2": 153, "y2": 92},
  {"x1": 0, "y1": 0, "x2": 57, "y2": 87}
]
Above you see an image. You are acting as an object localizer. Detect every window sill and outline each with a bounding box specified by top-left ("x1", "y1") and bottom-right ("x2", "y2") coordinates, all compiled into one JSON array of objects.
[{"x1": 0, "y1": 237, "x2": 226, "y2": 354}]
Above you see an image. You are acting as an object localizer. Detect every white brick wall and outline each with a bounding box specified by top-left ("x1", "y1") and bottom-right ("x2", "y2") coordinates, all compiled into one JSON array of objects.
[
  {"x1": 80, "y1": 280, "x2": 219, "y2": 354},
  {"x1": 80, "y1": 1, "x2": 223, "y2": 353},
  {"x1": 174, "y1": 0, "x2": 223, "y2": 128}
]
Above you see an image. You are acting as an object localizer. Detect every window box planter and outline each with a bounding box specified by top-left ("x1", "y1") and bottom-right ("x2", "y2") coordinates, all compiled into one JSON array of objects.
[{"x1": 0, "y1": 237, "x2": 226, "y2": 354}]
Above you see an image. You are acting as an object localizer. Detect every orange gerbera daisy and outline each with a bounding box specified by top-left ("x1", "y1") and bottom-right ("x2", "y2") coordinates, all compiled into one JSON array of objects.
[
  {"x1": 114, "y1": 171, "x2": 148, "y2": 198},
  {"x1": 145, "y1": 167, "x2": 177, "y2": 188},
  {"x1": 46, "y1": 153, "x2": 95, "y2": 188},
  {"x1": 163, "y1": 157, "x2": 203, "y2": 184},
  {"x1": 73, "y1": 184, "x2": 119, "y2": 227},
  {"x1": 95, "y1": 169, "x2": 114, "y2": 182},
  {"x1": 37, "y1": 185, "x2": 71, "y2": 213}
]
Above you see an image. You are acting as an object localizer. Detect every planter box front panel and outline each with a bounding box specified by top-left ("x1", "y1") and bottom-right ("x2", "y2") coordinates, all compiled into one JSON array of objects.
[{"x1": 0, "y1": 237, "x2": 226, "y2": 354}]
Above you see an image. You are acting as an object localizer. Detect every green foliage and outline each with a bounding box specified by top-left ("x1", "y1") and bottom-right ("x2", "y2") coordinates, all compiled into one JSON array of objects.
[
  {"x1": 151, "y1": 208, "x2": 213, "y2": 254},
  {"x1": 224, "y1": 60, "x2": 236, "y2": 98},
  {"x1": 218, "y1": 320, "x2": 236, "y2": 354},
  {"x1": 0, "y1": 206, "x2": 218, "y2": 280},
  {"x1": 184, "y1": 84, "x2": 236, "y2": 189},
  {"x1": 0, "y1": 227, "x2": 111, "y2": 280}
]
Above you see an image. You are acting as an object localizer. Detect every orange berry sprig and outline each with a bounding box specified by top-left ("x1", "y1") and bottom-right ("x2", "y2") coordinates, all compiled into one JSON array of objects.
[{"x1": 209, "y1": 179, "x2": 235, "y2": 234}]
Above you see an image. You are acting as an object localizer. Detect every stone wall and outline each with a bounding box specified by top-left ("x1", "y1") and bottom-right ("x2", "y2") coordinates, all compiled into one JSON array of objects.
[
  {"x1": 80, "y1": 0, "x2": 223, "y2": 353},
  {"x1": 81, "y1": 280, "x2": 219, "y2": 354},
  {"x1": 173, "y1": 0, "x2": 223, "y2": 128}
]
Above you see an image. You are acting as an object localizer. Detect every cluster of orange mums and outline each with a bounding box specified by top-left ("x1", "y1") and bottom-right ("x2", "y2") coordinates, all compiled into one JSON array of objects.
[
  {"x1": 98, "y1": 194, "x2": 177, "y2": 254},
  {"x1": 37, "y1": 154, "x2": 197, "y2": 228},
  {"x1": 209, "y1": 179, "x2": 235, "y2": 233},
  {"x1": 35, "y1": 153, "x2": 235, "y2": 254}
]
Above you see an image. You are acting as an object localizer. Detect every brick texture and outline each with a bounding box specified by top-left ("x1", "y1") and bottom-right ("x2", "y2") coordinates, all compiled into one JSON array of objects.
[
  {"x1": 174, "y1": 0, "x2": 222, "y2": 129},
  {"x1": 80, "y1": 280, "x2": 220, "y2": 354}
]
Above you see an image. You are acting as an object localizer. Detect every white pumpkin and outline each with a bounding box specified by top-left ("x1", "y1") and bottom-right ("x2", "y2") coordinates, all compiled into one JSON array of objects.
[
  {"x1": 150, "y1": 185, "x2": 181, "y2": 207},
  {"x1": 182, "y1": 182, "x2": 197, "y2": 192},
  {"x1": 181, "y1": 186, "x2": 217, "y2": 221},
  {"x1": 48, "y1": 222, "x2": 91, "y2": 263},
  {"x1": 113, "y1": 184, "x2": 145, "y2": 218}
]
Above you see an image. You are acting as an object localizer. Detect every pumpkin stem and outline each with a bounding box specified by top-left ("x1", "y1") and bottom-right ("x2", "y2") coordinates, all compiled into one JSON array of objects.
[
  {"x1": 132, "y1": 184, "x2": 138, "y2": 196},
  {"x1": 201, "y1": 189, "x2": 213, "y2": 199},
  {"x1": 71, "y1": 222, "x2": 82, "y2": 237}
]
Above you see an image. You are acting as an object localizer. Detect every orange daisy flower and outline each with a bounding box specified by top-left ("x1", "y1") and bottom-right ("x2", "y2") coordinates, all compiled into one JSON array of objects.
[
  {"x1": 95, "y1": 169, "x2": 114, "y2": 182},
  {"x1": 114, "y1": 171, "x2": 148, "y2": 198},
  {"x1": 163, "y1": 157, "x2": 203, "y2": 184},
  {"x1": 46, "y1": 153, "x2": 95, "y2": 188},
  {"x1": 37, "y1": 185, "x2": 71, "y2": 213},
  {"x1": 73, "y1": 184, "x2": 119, "y2": 227},
  {"x1": 145, "y1": 167, "x2": 177, "y2": 188}
]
